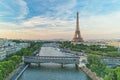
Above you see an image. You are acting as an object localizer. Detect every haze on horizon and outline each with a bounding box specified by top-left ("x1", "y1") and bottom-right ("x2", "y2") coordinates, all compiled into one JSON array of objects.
[{"x1": 0, "y1": 0, "x2": 120, "y2": 40}]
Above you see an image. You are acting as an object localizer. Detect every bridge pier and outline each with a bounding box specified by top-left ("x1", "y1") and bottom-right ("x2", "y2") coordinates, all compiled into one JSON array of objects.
[
  {"x1": 25, "y1": 62, "x2": 31, "y2": 65},
  {"x1": 38, "y1": 63, "x2": 41, "y2": 67},
  {"x1": 75, "y1": 64, "x2": 78, "y2": 69},
  {"x1": 61, "y1": 63, "x2": 64, "y2": 68}
]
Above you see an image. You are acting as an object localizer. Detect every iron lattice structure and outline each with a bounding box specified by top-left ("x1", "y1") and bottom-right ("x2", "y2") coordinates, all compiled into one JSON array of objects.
[{"x1": 72, "y1": 12, "x2": 84, "y2": 42}]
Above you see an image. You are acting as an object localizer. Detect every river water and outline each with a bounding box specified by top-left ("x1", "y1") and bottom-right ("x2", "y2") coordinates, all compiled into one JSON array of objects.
[{"x1": 18, "y1": 45, "x2": 91, "y2": 80}]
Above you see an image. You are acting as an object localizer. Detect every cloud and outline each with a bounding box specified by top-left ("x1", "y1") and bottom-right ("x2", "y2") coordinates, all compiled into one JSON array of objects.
[
  {"x1": 21, "y1": 16, "x2": 75, "y2": 31},
  {"x1": 77, "y1": 0, "x2": 120, "y2": 17},
  {"x1": 0, "y1": 0, "x2": 29, "y2": 21},
  {"x1": 52, "y1": 0, "x2": 77, "y2": 18},
  {"x1": 16, "y1": 0, "x2": 29, "y2": 19},
  {"x1": 80, "y1": 11, "x2": 120, "y2": 39},
  {"x1": 31, "y1": 0, "x2": 77, "y2": 20},
  {"x1": 0, "y1": 0, "x2": 120, "y2": 40},
  {"x1": 0, "y1": 22, "x2": 19, "y2": 30}
]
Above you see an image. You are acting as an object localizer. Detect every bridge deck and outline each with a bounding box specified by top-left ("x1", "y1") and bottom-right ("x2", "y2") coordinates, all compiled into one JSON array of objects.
[{"x1": 24, "y1": 56, "x2": 80, "y2": 64}]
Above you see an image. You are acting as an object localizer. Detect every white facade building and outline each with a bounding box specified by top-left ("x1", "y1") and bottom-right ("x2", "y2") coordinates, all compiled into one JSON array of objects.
[
  {"x1": 0, "y1": 48, "x2": 6, "y2": 60},
  {"x1": 0, "y1": 39, "x2": 30, "y2": 60}
]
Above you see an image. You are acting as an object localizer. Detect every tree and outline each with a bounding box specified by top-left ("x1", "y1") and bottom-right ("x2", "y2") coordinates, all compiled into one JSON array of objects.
[
  {"x1": 0, "y1": 42, "x2": 43, "y2": 80},
  {"x1": 0, "y1": 70, "x2": 3, "y2": 80},
  {"x1": 9, "y1": 55, "x2": 22, "y2": 65},
  {"x1": 87, "y1": 54, "x2": 100, "y2": 65},
  {"x1": 87, "y1": 54, "x2": 106, "y2": 77}
]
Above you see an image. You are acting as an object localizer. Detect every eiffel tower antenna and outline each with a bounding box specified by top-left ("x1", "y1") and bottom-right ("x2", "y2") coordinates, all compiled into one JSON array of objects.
[{"x1": 72, "y1": 12, "x2": 84, "y2": 42}]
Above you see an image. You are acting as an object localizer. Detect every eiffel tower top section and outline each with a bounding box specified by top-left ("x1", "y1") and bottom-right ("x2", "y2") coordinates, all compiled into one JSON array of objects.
[
  {"x1": 72, "y1": 12, "x2": 84, "y2": 42},
  {"x1": 76, "y1": 12, "x2": 79, "y2": 31}
]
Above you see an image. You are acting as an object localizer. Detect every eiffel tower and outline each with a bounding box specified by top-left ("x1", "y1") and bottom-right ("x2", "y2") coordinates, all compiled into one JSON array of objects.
[{"x1": 72, "y1": 12, "x2": 84, "y2": 42}]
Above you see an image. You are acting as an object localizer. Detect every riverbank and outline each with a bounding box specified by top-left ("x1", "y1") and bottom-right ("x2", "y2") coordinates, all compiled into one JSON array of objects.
[
  {"x1": 11, "y1": 65, "x2": 29, "y2": 80},
  {"x1": 4, "y1": 63, "x2": 23, "y2": 80},
  {"x1": 60, "y1": 48, "x2": 104, "y2": 80},
  {"x1": 5, "y1": 63, "x2": 29, "y2": 80},
  {"x1": 80, "y1": 66, "x2": 103, "y2": 80},
  {"x1": 60, "y1": 48, "x2": 86, "y2": 56}
]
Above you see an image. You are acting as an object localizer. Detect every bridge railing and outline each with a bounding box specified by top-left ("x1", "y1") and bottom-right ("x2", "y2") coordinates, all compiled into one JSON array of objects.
[
  {"x1": 24, "y1": 56, "x2": 79, "y2": 59},
  {"x1": 24, "y1": 56, "x2": 80, "y2": 64}
]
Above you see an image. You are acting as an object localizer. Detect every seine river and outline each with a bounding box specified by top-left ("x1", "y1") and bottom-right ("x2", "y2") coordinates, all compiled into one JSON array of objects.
[{"x1": 18, "y1": 45, "x2": 91, "y2": 80}]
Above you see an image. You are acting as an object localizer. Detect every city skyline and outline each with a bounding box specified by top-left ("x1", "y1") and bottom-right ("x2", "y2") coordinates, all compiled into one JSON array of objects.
[{"x1": 0, "y1": 0, "x2": 120, "y2": 40}]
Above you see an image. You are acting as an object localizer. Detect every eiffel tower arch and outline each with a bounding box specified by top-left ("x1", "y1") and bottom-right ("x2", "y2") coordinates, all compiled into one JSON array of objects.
[{"x1": 72, "y1": 12, "x2": 84, "y2": 42}]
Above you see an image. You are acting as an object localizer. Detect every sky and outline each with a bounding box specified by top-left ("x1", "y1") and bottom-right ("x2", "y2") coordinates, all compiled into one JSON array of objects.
[{"x1": 0, "y1": 0, "x2": 120, "y2": 40}]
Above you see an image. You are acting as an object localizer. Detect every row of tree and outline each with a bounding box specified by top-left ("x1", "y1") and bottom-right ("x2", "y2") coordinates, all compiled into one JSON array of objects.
[
  {"x1": 104, "y1": 67, "x2": 120, "y2": 80},
  {"x1": 87, "y1": 54, "x2": 106, "y2": 78},
  {"x1": 60, "y1": 41, "x2": 120, "y2": 57},
  {"x1": 0, "y1": 55, "x2": 22, "y2": 80},
  {"x1": 0, "y1": 42, "x2": 43, "y2": 80},
  {"x1": 87, "y1": 54, "x2": 120, "y2": 80}
]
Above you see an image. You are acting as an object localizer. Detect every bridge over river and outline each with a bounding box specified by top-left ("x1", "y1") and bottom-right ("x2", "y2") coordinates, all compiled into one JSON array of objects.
[{"x1": 24, "y1": 56, "x2": 80, "y2": 68}]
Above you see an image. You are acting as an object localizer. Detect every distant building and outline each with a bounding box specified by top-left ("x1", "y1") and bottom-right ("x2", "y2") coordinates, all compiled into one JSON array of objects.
[
  {"x1": 100, "y1": 44, "x2": 107, "y2": 48},
  {"x1": 0, "y1": 38, "x2": 5, "y2": 46},
  {"x1": 0, "y1": 39, "x2": 30, "y2": 60},
  {"x1": 106, "y1": 41, "x2": 120, "y2": 48},
  {"x1": 73, "y1": 41, "x2": 107, "y2": 48},
  {"x1": 6, "y1": 46, "x2": 16, "y2": 56},
  {"x1": 19, "y1": 43, "x2": 30, "y2": 48},
  {"x1": 0, "y1": 48, "x2": 6, "y2": 60}
]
